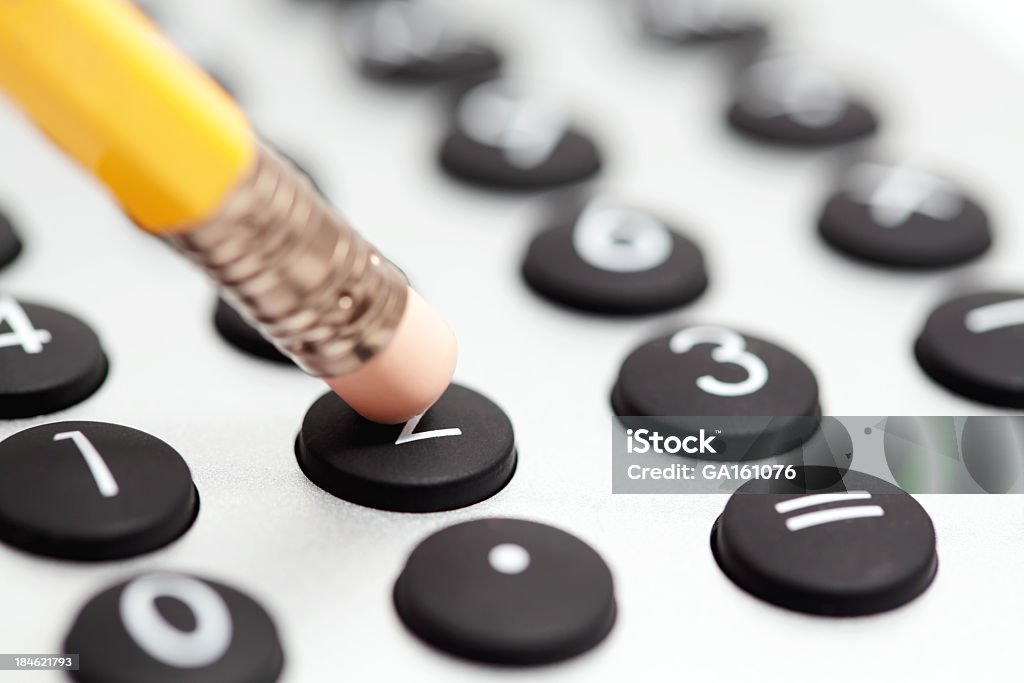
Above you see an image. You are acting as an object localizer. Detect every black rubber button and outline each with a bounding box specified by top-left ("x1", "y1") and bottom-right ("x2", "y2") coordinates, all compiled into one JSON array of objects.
[
  {"x1": 0, "y1": 296, "x2": 108, "y2": 418},
  {"x1": 0, "y1": 211, "x2": 22, "y2": 271},
  {"x1": 818, "y1": 162, "x2": 991, "y2": 267},
  {"x1": 394, "y1": 518, "x2": 616, "y2": 664},
  {"x1": 522, "y1": 197, "x2": 708, "y2": 314},
  {"x1": 213, "y1": 298, "x2": 293, "y2": 366},
  {"x1": 0, "y1": 421, "x2": 198, "y2": 561},
  {"x1": 66, "y1": 572, "x2": 284, "y2": 683},
  {"x1": 354, "y1": 1, "x2": 501, "y2": 82},
  {"x1": 712, "y1": 468, "x2": 938, "y2": 615},
  {"x1": 915, "y1": 291, "x2": 1024, "y2": 407},
  {"x1": 296, "y1": 383, "x2": 516, "y2": 512},
  {"x1": 440, "y1": 80, "x2": 601, "y2": 189},
  {"x1": 612, "y1": 325, "x2": 821, "y2": 457},
  {"x1": 727, "y1": 56, "x2": 878, "y2": 145},
  {"x1": 631, "y1": 0, "x2": 767, "y2": 45}
]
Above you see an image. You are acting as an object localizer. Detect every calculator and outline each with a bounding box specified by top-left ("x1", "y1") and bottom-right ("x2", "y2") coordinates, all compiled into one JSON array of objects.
[{"x1": 0, "y1": 0, "x2": 1021, "y2": 680}]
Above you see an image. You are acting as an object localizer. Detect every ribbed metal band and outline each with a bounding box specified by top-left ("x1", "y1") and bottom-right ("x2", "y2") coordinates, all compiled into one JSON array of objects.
[{"x1": 164, "y1": 144, "x2": 409, "y2": 377}]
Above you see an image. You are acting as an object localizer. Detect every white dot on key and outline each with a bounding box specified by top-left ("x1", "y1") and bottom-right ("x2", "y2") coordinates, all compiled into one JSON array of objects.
[{"x1": 488, "y1": 543, "x2": 530, "y2": 574}]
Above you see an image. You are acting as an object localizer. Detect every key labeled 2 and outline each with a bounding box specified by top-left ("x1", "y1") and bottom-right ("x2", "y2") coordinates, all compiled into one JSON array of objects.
[
  {"x1": 295, "y1": 383, "x2": 516, "y2": 512},
  {"x1": 0, "y1": 421, "x2": 198, "y2": 560},
  {"x1": 521, "y1": 196, "x2": 708, "y2": 314}
]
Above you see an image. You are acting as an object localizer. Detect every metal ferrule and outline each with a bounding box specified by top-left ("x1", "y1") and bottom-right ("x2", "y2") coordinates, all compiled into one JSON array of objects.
[{"x1": 164, "y1": 143, "x2": 409, "y2": 377}]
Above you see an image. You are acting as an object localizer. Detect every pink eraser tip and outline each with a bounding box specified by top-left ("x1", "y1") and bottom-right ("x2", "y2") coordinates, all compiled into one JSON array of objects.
[{"x1": 325, "y1": 287, "x2": 458, "y2": 424}]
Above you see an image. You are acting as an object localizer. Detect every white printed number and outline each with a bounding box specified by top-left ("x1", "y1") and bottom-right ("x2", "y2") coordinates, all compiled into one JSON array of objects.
[
  {"x1": 964, "y1": 298, "x2": 1024, "y2": 334},
  {"x1": 120, "y1": 574, "x2": 233, "y2": 669},
  {"x1": 670, "y1": 326, "x2": 769, "y2": 397},
  {"x1": 458, "y1": 81, "x2": 568, "y2": 170},
  {"x1": 53, "y1": 430, "x2": 120, "y2": 498},
  {"x1": 573, "y1": 200, "x2": 673, "y2": 273},
  {"x1": 395, "y1": 413, "x2": 462, "y2": 445},
  {"x1": 0, "y1": 295, "x2": 51, "y2": 354}
]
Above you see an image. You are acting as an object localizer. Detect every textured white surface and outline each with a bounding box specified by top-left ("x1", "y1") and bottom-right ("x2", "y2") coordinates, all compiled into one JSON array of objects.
[{"x1": 0, "y1": 0, "x2": 1022, "y2": 681}]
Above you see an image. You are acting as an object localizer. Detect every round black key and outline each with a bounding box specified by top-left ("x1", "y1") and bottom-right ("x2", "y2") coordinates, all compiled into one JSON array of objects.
[
  {"x1": 440, "y1": 80, "x2": 601, "y2": 189},
  {"x1": 0, "y1": 296, "x2": 108, "y2": 418},
  {"x1": 354, "y1": 1, "x2": 501, "y2": 82},
  {"x1": 295, "y1": 383, "x2": 516, "y2": 512},
  {"x1": 66, "y1": 572, "x2": 284, "y2": 683},
  {"x1": 612, "y1": 325, "x2": 821, "y2": 457},
  {"x1": 522, "y1": 197, "x2": 708, "y2": 314},
  {"x1": 818, "y1": 163, "x2": 991, "y2": 267},
  {"x1": 0, "y1": 211, "x2": 22, "y2": 272},
  {"x1": 394, "y1": 518, "x2": 616, "y2": 664},
  {"x1": 712, "y1": 468, "x2": 938, "y2": 615},
  {"x1": 213, "y1": 298, "x2": 293, "y2": 366},
  {"x1": 631, "y1": 0, "x2": 768, "y2": 45},
  {"x1": 915, "y1": 291, "x2": 1024, "y2": 407},
  {"x1": 0, "y1": 421, "x2": 198, "y2": 561},
  {"x1": 727, "y1": 56, "x2": 878, "y2": 146}
]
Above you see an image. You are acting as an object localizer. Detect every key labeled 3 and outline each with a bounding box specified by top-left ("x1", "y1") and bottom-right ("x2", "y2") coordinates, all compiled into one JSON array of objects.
[
  {"x1": 522, "y1": 196, "x2": 708, "y2": 314},
  {"x1": 612, "y1": 325, "x2": 821, "y2": 457}
]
